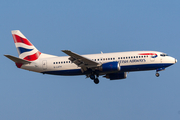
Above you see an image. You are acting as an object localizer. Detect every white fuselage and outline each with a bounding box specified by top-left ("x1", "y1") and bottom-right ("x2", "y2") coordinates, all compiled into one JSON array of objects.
[{"x1": 20, "y1": 51, "x2": 177, "y2": 76}]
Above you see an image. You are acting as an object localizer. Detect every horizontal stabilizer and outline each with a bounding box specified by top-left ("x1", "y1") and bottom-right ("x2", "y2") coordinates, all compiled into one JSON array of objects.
[{"x1": 4, "y1": 55, "x2": 31, "y2": 64}]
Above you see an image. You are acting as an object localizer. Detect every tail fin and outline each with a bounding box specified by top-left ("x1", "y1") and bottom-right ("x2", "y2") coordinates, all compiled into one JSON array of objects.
[{"x1": 12, "y1": 30, "x2": 41, "y2": 61}]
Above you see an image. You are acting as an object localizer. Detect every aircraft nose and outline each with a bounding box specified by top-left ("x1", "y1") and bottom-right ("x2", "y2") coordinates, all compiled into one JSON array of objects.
[{"x1": 175, "y1": 59, "x2": 177, "y2": 63}]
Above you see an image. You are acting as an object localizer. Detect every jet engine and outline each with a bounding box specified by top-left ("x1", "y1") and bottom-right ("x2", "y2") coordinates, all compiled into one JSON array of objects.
[
  {"x1": 100, "y1": 61, "x2": 120, "y2": 72},
  {"x1": 105, "y1": 72, "x2": 127, "y2": 80}
]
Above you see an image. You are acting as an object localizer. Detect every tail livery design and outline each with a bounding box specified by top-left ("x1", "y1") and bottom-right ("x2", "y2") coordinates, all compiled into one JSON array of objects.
[{"x1": 12, "y1": 30, "x2": 41, "y2": 61}]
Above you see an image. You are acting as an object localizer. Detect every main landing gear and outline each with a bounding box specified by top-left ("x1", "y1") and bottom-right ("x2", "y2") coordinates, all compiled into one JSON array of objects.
[
  {"x1": 94, "y1": 78, "x2": 99, "y2": 84},
  {"x1": 90, "y1": 74, "x2": 99, "y2": 84}
]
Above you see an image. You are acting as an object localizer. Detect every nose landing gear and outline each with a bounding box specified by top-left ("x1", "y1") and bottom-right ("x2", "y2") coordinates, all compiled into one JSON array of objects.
[
  {"x1": 155, "y1": 72, "x2": 160, "y2": 77},
  {"x1": 155, "y1": 68, "x2": 165, "y2": 77}
]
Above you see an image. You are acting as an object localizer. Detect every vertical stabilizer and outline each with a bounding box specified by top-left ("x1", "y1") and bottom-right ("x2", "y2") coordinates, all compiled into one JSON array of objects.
[{"x1": 12, "y1": 30, "x2": 41, "y2": 61}]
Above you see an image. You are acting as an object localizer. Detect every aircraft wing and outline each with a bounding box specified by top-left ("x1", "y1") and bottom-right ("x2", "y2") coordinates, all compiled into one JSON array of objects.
[{"x1": 62, "y1": 50, "x2": 99, "y2": 70}]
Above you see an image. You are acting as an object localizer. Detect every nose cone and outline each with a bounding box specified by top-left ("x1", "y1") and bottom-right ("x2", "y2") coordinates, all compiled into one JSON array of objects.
[
  {"x1": 175, "y1": 59, "x2": 177, "y2": 63},
  {"x1": 165, "y1": 56, "x2": 177, "y2": 65}
]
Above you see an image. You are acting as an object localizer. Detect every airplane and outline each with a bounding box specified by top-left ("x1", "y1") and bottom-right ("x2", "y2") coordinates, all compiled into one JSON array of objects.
[{"x1": 4, "y1": 30, "x2": 177, "y2": 84}]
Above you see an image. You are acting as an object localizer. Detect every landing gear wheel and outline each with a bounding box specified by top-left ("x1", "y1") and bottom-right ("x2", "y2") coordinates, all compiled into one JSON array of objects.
[
  {"x1": 156, "y1": 73, "x2": 160, "y2": 77},
  {"x1": 90, "y1": 74, "x2": 95, "y2": 80},
  {"x1": 94, "y1": 78, "x2": 99, "y2": 84}
]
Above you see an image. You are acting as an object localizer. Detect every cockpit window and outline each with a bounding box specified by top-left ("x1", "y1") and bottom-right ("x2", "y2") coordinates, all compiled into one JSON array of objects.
[{"x1": 160, "y1": 54, "x2": 168, "y2": 57}]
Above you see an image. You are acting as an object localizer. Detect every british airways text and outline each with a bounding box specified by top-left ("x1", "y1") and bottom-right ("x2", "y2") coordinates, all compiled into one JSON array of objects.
[{"x1": 119, "y1": 59, "x2": 146, "y2": 63}]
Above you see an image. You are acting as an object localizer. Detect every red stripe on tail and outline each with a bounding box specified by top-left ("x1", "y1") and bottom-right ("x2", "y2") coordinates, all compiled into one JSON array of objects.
[
  {"x1": 23, "y1": 51, "x2": 41, "y2": 61},
  {"x1": 12, "y1": 34, "x2": 33, "y2": 46}
]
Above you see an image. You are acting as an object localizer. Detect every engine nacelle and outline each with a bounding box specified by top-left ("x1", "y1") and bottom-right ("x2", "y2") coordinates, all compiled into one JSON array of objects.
[
  {"x1": 100, "y1": 61, "x2": 120, "y2": 72},
  {"x1": 105, "y1": 72, "x2": 127, "y2": 80}
]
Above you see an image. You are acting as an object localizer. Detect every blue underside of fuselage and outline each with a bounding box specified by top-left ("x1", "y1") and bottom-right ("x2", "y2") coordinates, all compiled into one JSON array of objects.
[{"x1": 42, "y1": 63, "x2": 173, "y2": 76}]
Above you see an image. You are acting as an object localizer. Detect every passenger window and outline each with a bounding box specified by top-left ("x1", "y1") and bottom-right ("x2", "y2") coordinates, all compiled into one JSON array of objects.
[
  {"x1": 160, "y1": 54, "x2": 168, "y2": 57},
  {"x1": 113, "y1": 58, "x2": 115, "y2": 60},
  {"x1": 136, "y1": 56, "x2": 138, "y2": 58},
  {"x1": 56, "y1": 62, "x2": 58, "y2": 64},
  {"x1": 61, "y1": 62, "x2": 63, "y2": 64}
]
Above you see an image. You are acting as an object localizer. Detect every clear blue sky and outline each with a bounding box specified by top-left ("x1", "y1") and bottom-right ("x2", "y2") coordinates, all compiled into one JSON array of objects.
[{"x1": 1, "y1": 0, "x2": 180, "y2": 120}]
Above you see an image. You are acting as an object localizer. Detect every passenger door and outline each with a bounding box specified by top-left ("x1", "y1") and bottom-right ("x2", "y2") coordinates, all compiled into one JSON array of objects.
[{"x1": 42, "y1": 60, "x2": 47, "y2": 70}]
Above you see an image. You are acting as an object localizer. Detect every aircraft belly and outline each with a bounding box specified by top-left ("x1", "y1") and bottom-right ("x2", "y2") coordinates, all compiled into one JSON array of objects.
[
  {"x1": 120, "y1": 63, "x2": 173, "y2": 72},
  {"x1": 42, "y1": 69, "x2": 83, "y2": 76}
]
